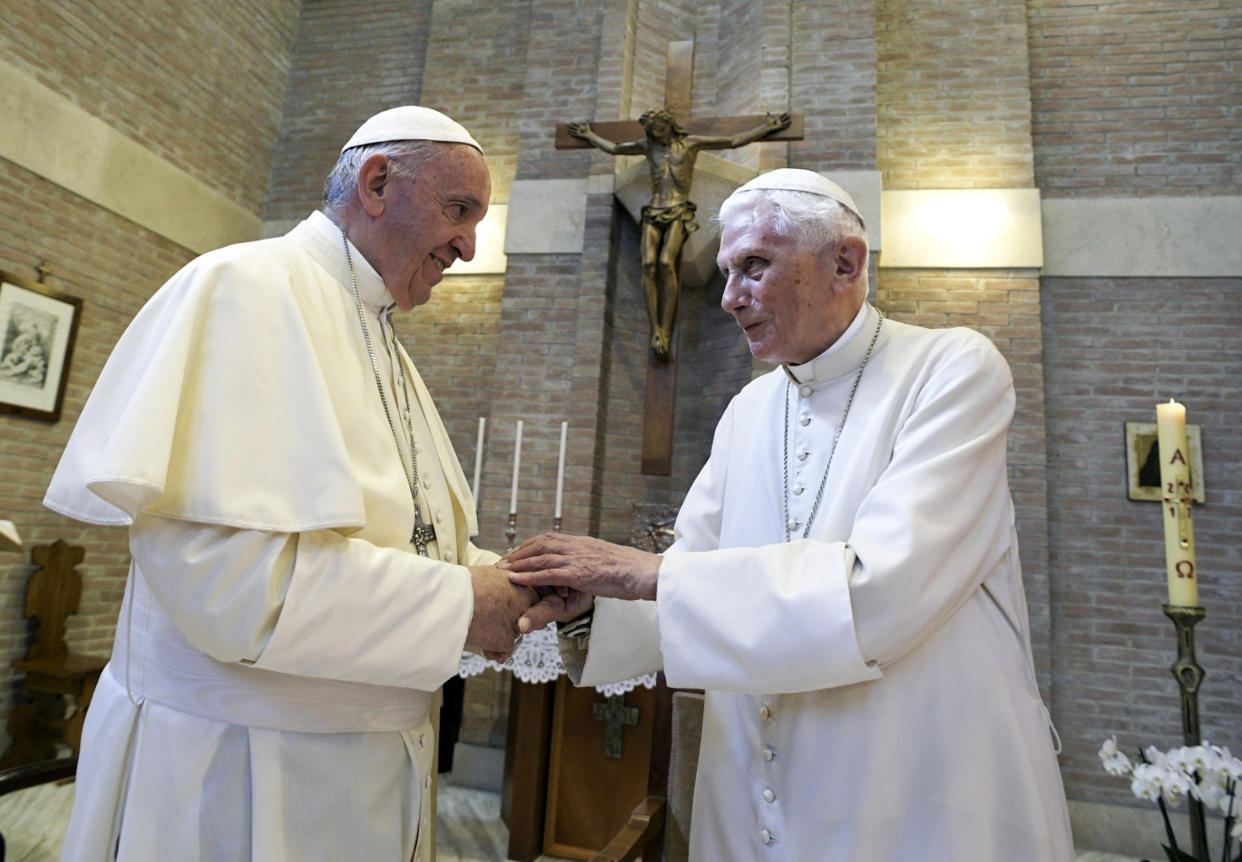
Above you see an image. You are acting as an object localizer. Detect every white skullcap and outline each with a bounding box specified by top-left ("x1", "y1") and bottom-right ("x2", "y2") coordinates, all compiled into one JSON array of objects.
[
  {"x1": 341, "y1": 106, "x2": 483, "y2": 153},
  {"x1": 732, "y1": 168, "x2": 864, "y2": 227}
]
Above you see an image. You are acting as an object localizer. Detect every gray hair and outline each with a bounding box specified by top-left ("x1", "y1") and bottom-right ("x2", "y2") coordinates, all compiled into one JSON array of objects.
[
  {"x1": 322, "y1": 139, "x2": 444, "y2": 212},
  {"x1": 717, "y1": 188, "x2": 868, "y2": 256}
]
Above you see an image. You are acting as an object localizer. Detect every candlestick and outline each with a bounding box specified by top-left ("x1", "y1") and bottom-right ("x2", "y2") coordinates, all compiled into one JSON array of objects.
[
  {"x1": 509, "y1": 419, "x2": 523, "y2": 515},
  {"x1": 1156, "y1": 400, "x2": 1198, "y2": 606},
  {"x1": 472, "y1": 417, "x2": 486, "y2": 504},
  {"x1": 505, "y1": 512, "x2": 518, "y2": 551},
  {"x1": 1163, "y1": 604, "x2": 1209, "y2": 861},
  {"x1": 554, "y1": 421, "x2": 568, "y2": 521}
]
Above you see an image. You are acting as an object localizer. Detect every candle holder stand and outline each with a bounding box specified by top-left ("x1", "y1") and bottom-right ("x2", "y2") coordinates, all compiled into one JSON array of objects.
[
  {"x1": 1163, "y1": 603, "x2": 1208, "y2": 862},
  {"x1": 552, "y1": 516, "x2": 562, "y2": 533},
  {"x1": 505, "y1": 513, "x2": 517, "y2": 551}
]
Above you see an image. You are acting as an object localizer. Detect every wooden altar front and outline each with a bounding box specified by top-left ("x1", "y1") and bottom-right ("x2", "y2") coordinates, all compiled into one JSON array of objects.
[{"x1": 501, "y1": 505, "x2": 677, "y2": 861}]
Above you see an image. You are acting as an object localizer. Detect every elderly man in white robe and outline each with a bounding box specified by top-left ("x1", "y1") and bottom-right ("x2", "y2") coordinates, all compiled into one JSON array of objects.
[
  {"x1": 504, "y1": 169, "x2": 1075, "y2": 861},
  {"x1": 44, "y1": 107, "x2": 535, "y2": 861}
]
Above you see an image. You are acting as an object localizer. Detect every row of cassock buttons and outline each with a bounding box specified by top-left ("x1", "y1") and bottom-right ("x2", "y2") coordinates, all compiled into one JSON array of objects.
[{"x1": 759, "y1": 703, "x2": 778, "y2": 846}]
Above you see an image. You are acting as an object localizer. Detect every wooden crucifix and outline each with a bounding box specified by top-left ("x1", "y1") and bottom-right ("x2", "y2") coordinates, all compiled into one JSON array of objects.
[{"x1": 556, "y1": 40, "x2": 802, "y2": 474}]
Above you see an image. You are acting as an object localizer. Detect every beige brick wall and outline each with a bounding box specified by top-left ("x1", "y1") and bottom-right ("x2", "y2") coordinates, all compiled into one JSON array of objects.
[
  {"x1": 1029, "y1": 0, "x2": 1242, "y2": 197},
  {"x1": 1, "y1": 0, "x2": 299, "y2": 213},
  {"x1": 877, "y1": 0, "x2": 1036, "y2": 189},
  {"x1": 265, "y1": 0, "x2": 434, "y2": 222}
]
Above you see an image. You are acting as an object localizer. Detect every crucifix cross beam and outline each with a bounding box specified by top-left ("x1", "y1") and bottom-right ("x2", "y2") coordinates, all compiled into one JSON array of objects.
[
  {"x1": 556, "y1": 42, "x2": 803, "y2": 149},
  {"x1": 555, "y1": 114, "x2": 803, "y2": 151}
]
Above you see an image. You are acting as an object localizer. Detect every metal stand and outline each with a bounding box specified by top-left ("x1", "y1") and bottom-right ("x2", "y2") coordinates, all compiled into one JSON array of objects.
[
  {"x1": 1163, "y1": 603, "x2": 1208, "y2": 862},
  {"x1": 505, "y1": 513, "x2": 517, "y2": 551},
  {"x1": 552, "y1": 516, "x2": 562, "y2": 533}
]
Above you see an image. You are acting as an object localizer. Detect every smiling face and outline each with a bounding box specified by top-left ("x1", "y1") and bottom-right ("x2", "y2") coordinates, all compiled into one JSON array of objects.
[
  {"x1": 361, "y1": 143, "x2": 491, "y2": 310},
  {"x1": 716, "y1": 200, "x2": 864, "y2": 365}
]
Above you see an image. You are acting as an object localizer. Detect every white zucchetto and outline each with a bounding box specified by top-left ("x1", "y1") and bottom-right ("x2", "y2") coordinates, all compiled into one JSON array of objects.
[
  {"x1": 341, "y1": 106, "x2": 483, "y2": 153},
  {"x1": 732, "y1": 168, "x2": 864, "y2": 226}
]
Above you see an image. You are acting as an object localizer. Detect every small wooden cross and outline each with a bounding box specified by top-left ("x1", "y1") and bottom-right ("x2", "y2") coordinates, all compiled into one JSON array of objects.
[
  {"x1": 590, "y1": 693, "x2": 640, "y2": 759},
  {"x1": 556, "y1": 41, "x2": 801, "y2": 474},
  {"x1": 35, "y1": 261, "x2": 51, "y2": 283}
]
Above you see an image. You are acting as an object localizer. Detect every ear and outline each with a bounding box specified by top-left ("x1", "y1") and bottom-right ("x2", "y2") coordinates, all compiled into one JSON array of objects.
[
  {"x1": 356, "y1": 153, "x2": 394, "y2": 217},
  {"x1": 831, "y1": 236, "x2": 868, "y2": 293}
]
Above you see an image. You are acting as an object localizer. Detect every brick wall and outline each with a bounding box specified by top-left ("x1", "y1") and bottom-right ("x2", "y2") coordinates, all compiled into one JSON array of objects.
[
  {"x1": 265, "y1": 0, "x2": 434, "y2": 222},
  {"x1": 1028, "y1": 0, "x2": 1242, "y2": 807},
  {"x1": 1042, "y1": 276, "x2": 1242, "y2": 802},
  {"x1": 1028, "y1": 0, "x2": 1242, "y2": 197},
  {"x1": 1, "y1": 0, "x2": 299, "y2": 213},
  {"x1": 877, "y1": 0, "x2": 1036, "y2": 189},
  {"x1": 791, "y1": 0, "x2": 878, "y2": 172}
]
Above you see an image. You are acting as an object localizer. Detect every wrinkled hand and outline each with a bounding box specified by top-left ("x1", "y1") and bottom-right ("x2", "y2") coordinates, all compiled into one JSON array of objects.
[
  {"x1": 500, "y1": 533, "x2": 661, "y2": 602},
  {"x1": 466, "y1": 564, "x2": 538, "y2": 660},
  {"x1": 567, "y1": 121, "x2": 591, "y2": 138},
  {"x1": 766, "y1": 111, "x2": 792, "y2": 131}
]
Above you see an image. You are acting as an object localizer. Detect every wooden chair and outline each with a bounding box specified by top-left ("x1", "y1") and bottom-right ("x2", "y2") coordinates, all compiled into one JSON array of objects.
[
  {"x1": 590, "y1": 690, "x2": 704, "y2": 862},
  {"x1": 0, "y1": 541, "x2": 107, "y2": 768}
]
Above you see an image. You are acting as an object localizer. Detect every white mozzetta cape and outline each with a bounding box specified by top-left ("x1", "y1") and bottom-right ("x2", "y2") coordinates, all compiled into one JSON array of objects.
[
  {"x1": 565, "y1": 304, "x2": 1074, "y2": 861},
  {"x1": 45, "y1": 212, "x2": 491, "y2": 861}
]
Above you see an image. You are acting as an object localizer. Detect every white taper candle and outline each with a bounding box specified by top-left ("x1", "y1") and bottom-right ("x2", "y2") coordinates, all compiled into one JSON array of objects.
[
  {"x1": 509, "y1": 420, "x2": 523, "y2": 515},
  {"x1": 554, "y1": 421, "x2": 569, "y2": 519},
  {"x1": 472, "y1": 417, "x2": 485, "y2": 503}
]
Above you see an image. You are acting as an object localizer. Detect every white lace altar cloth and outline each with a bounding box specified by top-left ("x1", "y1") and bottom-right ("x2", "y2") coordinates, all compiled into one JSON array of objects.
[{"x1": 457, "y1": 626, "x2": 658, "y2": 697}]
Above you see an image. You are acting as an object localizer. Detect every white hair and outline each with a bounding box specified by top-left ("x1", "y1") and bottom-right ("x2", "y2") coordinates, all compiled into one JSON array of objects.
[
  {"x1": 718, "y1": 188, "x2": 868, "y2": 255},
  {"x1": 322, "y1": 139, "x2": 444, "y2": 212}
]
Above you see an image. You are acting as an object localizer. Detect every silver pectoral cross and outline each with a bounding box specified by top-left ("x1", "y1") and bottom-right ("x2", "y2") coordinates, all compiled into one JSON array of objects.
[{"x1": 411, "y1": 516, "x2": 437, "y2": 556}]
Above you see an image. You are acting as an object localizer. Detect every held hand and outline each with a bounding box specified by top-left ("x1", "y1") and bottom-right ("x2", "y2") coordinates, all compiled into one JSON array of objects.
[
  {"x1": 517, "y1": 588, "x2": 594, "y2": 635},
  {"x1": 567, "y1": 122, "x2": 591, "y2": 139},
  {"x1": 465, "y1": 565, "x2": 537, "y2": 656},
  {"x1": 499, "y1": 533, "x2": 660, "y2": 602}
]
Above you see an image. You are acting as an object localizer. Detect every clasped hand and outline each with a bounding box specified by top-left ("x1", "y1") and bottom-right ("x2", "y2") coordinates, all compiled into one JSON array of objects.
[
  {"x1": 499, "y1": 533, "x2": 661, "y2": 633},
  {"x1": 465, "y1": 565, "x2": 539, "y2": 662}
]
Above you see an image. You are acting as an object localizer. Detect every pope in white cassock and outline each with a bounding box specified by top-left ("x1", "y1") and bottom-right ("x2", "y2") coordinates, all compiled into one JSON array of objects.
[
  {"x1": 505, "y1": 169, "x2": 1076, "y2": 861},
  {"x1": 44, "y1": 107, "x2": 537, "y2": 861}
]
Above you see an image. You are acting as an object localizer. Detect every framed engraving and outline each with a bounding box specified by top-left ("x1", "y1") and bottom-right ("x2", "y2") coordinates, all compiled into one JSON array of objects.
[
  {"x1": 1125, "y1": 421, "x2": 1205, "y2": 503},
  {"x1": 0, "y1": 270, "x2": 82, "y2": 422}
]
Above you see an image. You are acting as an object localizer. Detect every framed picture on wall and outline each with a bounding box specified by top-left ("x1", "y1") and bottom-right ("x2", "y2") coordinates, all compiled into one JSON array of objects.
[
  {"x1": 1124, "y1": 421, "x2": 1206, "y2": 503},
  {"x1": 0, "y1": 270, "x2": 82, "y2": 422}
]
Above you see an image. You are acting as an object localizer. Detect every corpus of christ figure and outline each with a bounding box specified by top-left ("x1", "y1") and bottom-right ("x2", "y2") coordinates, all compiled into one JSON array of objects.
[{"x1": 568, "y1": 109, "x2": 792, "y2": 360}]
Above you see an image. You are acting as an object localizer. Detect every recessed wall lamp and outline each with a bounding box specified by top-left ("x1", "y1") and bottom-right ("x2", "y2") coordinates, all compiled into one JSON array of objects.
[{"x1": 880, "y1": 189, "x2": 1043, "y2": 269}]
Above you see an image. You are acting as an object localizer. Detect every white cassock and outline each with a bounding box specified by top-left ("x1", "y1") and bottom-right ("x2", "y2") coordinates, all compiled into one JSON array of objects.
[
  {"x1": 562, "y1": 302, "x2": 1075, "y2": 861},
  {"x1": 45, "y1": 211, "x2": 495, "y2": 862}
]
